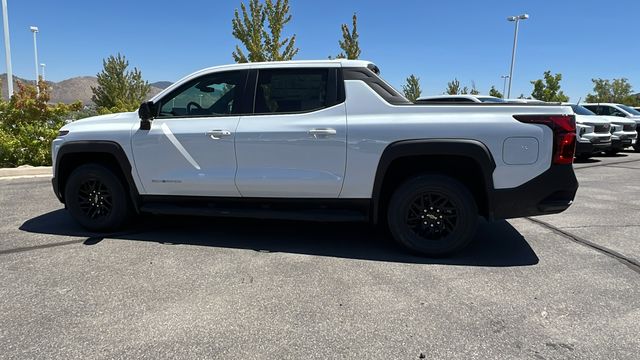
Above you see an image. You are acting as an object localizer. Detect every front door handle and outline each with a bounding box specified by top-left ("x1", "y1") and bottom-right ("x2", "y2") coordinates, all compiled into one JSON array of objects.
[
  {"x1": 308, "y1": 128, "x2": 337, "y2": 138},
  {"x1": 207, "y1": 130, "x2": 232, "y2": 140}
]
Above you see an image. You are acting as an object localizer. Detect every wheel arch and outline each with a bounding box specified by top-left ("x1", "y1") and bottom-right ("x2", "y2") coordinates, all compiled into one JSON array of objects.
[
  {"x1": 371, "y1": 139, "x2": 497, "y2": 223},
  {"x1": 53, "y1": 141, "x2": 140, "y2": 210}
]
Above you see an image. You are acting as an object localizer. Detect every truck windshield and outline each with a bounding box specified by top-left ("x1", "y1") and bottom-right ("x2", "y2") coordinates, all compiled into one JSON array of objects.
[
  {"x1": 571, "y1": 105, "x2": 596, "y2": 115},
  {"x1": 617, "y1": 104, "x2": 640, "y2": 116}
]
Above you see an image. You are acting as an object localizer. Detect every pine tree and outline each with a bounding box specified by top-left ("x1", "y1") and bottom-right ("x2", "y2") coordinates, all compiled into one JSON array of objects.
[
  {"x1": 402, "y1": 74, "x2": 422, "y2": 103},
  {"x1": 446, "y1": 78, "x2": 461, "y2": 95},
  {"x1": 470, "y1": 81, "x2": 480, "y2": 95},
  {"x1": 91, "y1": 53, "x2": 150, "y2": 114},
  {"x1": 337, "y1": 13, "x2": 361, "y2": 59},
  {"x1": 489, "y1": 86, "x2": 503, "y2": 98}
]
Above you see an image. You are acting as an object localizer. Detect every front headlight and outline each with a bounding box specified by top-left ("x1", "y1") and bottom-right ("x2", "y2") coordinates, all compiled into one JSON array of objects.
[{"x1": 576, "y1": 124, "x2": 593, "y2": 138}]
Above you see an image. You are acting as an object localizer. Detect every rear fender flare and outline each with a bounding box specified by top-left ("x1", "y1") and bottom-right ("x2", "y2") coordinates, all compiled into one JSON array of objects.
[{"x1": 370, "y1": 139, "x2": 496, "y2": 223}]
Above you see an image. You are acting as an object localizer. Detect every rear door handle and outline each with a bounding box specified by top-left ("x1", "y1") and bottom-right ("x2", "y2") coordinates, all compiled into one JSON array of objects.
[
  {"x1": 308, "y1": 128, "x2": 337, "y2": 138},
  {"x1": 207, "y1": 130, "x2": 232, "y2": 140}
]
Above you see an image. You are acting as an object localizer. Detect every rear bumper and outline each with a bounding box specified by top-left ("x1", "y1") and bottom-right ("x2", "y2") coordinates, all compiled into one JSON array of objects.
[{"x1": 490, "y1": 164, "x2": 578, "y2": 220}]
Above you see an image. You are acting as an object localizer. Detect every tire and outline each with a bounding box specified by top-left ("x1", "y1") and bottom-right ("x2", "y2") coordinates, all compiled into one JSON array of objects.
[
  {"x1": 575, "y1": 153, "x2": 591, "y2": 161},
  {"x1": 64, "y1": 164, "x2": 132, "y2": 231},
  {"x1": 386, "y1": 174, "x2": 478, "y2": 257},
  {"x1": 634, "y1": 143, "x2": 640, "y2": 153},
  {"x1": 605, "y1": 149, "x2": 619, "y2": 156}
]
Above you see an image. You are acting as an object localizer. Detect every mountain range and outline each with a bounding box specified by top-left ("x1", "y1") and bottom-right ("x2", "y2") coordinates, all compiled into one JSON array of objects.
[{"x1": 0, "y1": 74, "x2": 172, "y2": 105}]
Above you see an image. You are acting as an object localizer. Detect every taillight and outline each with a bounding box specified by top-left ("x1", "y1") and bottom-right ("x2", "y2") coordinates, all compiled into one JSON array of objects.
[{"x1": 513, "y1": 114, "x2": 576, "y2": 165}]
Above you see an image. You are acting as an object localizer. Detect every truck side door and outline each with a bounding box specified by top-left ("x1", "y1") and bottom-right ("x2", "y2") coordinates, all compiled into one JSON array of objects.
[
  {"x1": 234, "y1": 67, "x2": 347, "y2": 197},
  {"x1": 131, "y1": 70, "x2": 248, "y2": 196}
]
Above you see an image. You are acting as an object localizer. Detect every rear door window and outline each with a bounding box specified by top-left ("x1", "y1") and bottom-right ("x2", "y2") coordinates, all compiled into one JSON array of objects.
[{"x1": 254, "y1": 69, "x2": 329, "y2": 114}]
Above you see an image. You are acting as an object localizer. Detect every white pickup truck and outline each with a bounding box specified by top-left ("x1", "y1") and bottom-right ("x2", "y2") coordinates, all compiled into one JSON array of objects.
[
  {"x1": 582, "y1": 103, "x2": 640, "y2": 152},
  {"x1": 51, "y1": 60, "x2": 578, "y2": 256}
]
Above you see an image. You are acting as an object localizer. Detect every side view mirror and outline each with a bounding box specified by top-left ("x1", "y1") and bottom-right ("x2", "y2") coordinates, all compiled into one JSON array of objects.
[{"x1": 138, "y1": 101, "x2": 156, "y2": 130}]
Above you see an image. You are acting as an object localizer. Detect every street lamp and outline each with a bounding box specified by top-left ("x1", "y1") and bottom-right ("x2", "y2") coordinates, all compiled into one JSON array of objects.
[
  {"x1": 40, "y1": 63, "x2": 45, "y2": 82},
  {"x1": 1, "y1": 0, "x2": 13, "y2": 97},
  {"x1": 30, "y1": 25, "x2": 39, "y2": 94},
  {"x1": 501, "y1": 75, "x2": 509, "y2": 97},
  {"x1": 506, "y1": 13, "x2": 529, "y2": 99}
]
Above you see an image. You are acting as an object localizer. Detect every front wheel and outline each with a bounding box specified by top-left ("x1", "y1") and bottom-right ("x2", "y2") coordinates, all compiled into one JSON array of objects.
[
  {"x1": 386, "y1": 175, "x2": 478, "y2": 256},
  {"x1": 64, "y1": 164, "x2": 132, "y2": 231}
]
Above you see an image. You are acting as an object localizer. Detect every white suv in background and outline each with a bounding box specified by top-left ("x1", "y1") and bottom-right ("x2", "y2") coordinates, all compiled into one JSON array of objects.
[
  {"x1": 582, "y1": 103, "x2": 640, "y2": 151},
  {"x1": 566, "y1": 104, "x2": 612, "y2": 159}
]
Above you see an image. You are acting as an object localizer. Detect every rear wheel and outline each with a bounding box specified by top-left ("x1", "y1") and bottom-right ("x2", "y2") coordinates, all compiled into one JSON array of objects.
[
  {"x1": 64, "y1": 164, "x2": 132, "y2": 231},
  {"x1": 386, "y1": 175, "x2": 478, "y2": 256}
]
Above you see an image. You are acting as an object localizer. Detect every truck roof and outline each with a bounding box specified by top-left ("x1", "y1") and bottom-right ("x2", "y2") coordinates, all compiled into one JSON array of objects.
[
  {"x1": 198, "y1": 59, "x2": 374, "y2": 73},
  {"x1": 150, "y1": 59, "x2": 378, "y2": 103}
]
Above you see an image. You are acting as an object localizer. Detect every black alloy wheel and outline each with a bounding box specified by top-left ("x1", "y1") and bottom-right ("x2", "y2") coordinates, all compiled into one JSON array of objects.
[
  {"x1": 77, "y1": 178, "x2": 113, "y2": 220},
  {"x1": 387, "y1": 175, "x2": 478, "y2": 256},
  {"x1": 64, "y1": 164, "x2": 132, "y2": 231}
]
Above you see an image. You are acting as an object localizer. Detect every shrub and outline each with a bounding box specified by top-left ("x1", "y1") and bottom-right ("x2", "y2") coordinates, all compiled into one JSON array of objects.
[{"x1": 0, "y1": 81, "x2": 81, "y2": 167}]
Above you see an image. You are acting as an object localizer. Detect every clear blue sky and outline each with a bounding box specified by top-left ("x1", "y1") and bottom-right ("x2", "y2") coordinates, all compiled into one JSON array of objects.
[{"x1": 2, "y1": 0, "x2": 639, "y2": 100}]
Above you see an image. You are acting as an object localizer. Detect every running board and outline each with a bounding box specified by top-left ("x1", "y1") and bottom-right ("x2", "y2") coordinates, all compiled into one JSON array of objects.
[{"x1": 139, "y1": 203, "x2": 368, "y2": 222}]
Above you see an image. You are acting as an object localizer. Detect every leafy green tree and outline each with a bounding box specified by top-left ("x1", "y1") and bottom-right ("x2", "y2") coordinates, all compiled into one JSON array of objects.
[
  {"x1": 446, "y1": 78, "x2": 461, "y2": 95},
  {"x1": 489, "y1": 86, "x2": 503, "y2": 98},
  {"x1": 232, "y1": 0, "x2": 266, "y2": 62},
  {"x1": 530, "y1": 70, "x2": 568, "y2": 102},
  {"x1": 0, "y1": 81, "x2": 81, "y2": 167},
  {"x1": 402, "y1": 74, "x2": 422, "y2": 102},
  {"x1": 264, "y1": 0, "x2": 298, "y2": 61},
  {"x1": 232, "y1": 0, "x2": 298, "y2": 63},
  {"x1": 337, "y1": 13, "x2": 361, "y2": 59},
  {"x1": 585, "y1": 78, "x2": 639, "y2": 105},
  {"x1": 91, "y1": 53, "x2": 150, "y2": 114}
]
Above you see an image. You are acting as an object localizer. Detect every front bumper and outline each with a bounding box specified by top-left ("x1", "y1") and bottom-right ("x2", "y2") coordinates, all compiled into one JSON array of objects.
[
  {"x1": 576, "y1": 140, "x2": 611, "y2": 155},
  {"x1": 490, "y1": 165, "x2": 578, "y2": 220},
  {"x1": 52, "y1": 177, "x2": 64, "y2": 202},
  {"x1": 611, "y1": 138, "x2": 634, "y2": 150}
]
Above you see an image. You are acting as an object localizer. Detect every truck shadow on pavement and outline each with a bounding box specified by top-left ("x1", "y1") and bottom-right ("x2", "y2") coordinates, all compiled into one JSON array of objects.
[{"x1": 20, "y1": 210, "x2": 539, "y2": 267}]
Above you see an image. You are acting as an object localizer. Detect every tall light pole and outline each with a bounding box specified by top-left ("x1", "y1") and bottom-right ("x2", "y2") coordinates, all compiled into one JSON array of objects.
[
  {"x1": 1, "y1": 0, "x2": 13, "y2": 97},
  {"x1": 40, "y1": 63, "x2": 45, "y2": 82},
  {"x1": 506, "y1": 13, "x2": 529, "y2": 99},
  {"x1": 30, "y1": 25, "x2": 39, "y2": 95},
  {"x1": 501, "y1": 75, "x2": 509, "y2": 97}
]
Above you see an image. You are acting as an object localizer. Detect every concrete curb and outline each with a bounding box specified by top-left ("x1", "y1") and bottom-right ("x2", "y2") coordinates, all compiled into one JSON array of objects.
[{"x1": 0, "y1": 166, "x2": 52, "y2": 179}]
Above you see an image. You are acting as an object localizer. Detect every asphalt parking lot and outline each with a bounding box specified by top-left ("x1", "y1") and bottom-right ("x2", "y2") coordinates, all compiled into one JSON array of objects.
[{"x1": 1, "y1": 152, "x2": 639, "y2": 359}]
